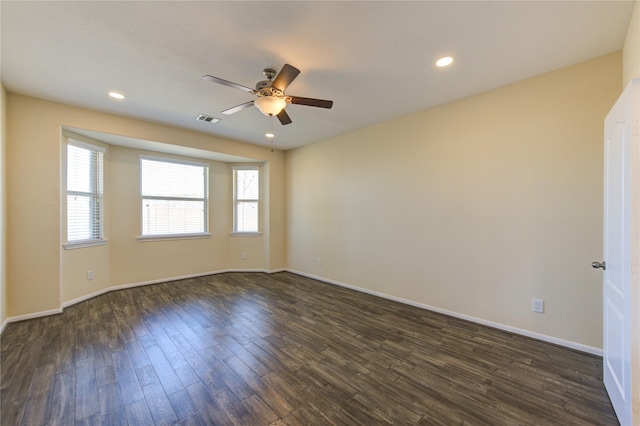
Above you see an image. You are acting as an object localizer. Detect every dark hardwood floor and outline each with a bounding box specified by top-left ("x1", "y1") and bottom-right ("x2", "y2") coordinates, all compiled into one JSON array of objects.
[{"x1": 1, "y1": 272, "x2": 618, "y2": 425}]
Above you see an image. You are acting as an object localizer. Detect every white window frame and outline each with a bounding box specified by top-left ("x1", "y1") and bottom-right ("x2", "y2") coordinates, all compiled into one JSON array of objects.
[
  {"x1": 139, "y1": 155, "x2": 210, "y2": 240},
  {"x1": 64, "y1": 138, "x2": 106, "y2": 249},
  {"x1": 232, "y1": 165, "x2": 261, "y2": 236}
]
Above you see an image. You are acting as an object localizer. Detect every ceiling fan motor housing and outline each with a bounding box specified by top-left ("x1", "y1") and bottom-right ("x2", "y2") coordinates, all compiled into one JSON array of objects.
[
  {"x1": 256, "y1": 83, "x2": 286, "y2": 100},
  {"x1": 255, "y1": 80, "x2": 272, "y2": 91},
  {"x1": 262, "y1": 68, "x2": 277, "y2": 80},
  {"x1": 256, "y1": 67, "x2": 283, "y2": 93}
]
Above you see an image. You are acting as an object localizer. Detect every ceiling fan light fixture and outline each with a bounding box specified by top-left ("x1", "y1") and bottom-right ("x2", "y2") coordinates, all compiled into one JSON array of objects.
[
  {"x1": 436, "y1": 56, "x2": 454, "y2": 67},
  {"x1": 254, "y1": 96, "x2": 286, "y2": 116}
]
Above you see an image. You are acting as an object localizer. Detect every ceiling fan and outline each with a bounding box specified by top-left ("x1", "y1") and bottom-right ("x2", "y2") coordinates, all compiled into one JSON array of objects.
[{"x1": 203, "y1": 64, "x2": 333, "y2": 125}]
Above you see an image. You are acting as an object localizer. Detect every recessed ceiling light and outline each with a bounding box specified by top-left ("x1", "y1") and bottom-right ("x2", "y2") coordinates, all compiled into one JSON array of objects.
[
  {"x1": 436, "y1": 56, "x2": 454, "y2": 67},
  {"x1": 108, "y1": 91, "x2": 125, "y2": 100},
  {"x1": 265, "y1": 132, "x2": 275, "y2": 138}
]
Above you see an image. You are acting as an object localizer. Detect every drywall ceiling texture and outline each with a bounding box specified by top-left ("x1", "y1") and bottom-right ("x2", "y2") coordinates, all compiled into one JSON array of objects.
[
  {"x1": 286, "y1": 53, "x2": 621, "y2": 351},
  {"x1": 0, "y1": 1, "x2": 635, "y2": 149}
]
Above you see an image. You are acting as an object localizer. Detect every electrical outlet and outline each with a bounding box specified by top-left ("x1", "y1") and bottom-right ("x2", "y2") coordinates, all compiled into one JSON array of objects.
[
  {"x1": 241, "y1": 252, "x2": 247, "y2": 260},
  {"x1": 316, "y1": 258, "x2": 323, "y2": 267},
  {"x1": 87, "y1": 270, "x2": 94, "y2": 281},
  {"x1": 532, "y1": 298, "x2": 544, "y2": 313}
]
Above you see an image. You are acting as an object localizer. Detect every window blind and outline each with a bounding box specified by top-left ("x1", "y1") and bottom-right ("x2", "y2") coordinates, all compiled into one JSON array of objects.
[
  {"x1": 67, "y1": 142, "x2": 104, "y2": 243},
  {"x1": 234, "y1": 167, "x2": 259, "y2": 233},
  {"x1": 140, "y1": 157, "x2": 208, "y2": 237}
]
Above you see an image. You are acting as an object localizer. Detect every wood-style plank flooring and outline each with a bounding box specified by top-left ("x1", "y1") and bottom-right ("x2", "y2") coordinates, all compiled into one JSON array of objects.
[{"x1": 1, "y1": 272, "x2": 618, "y2": 425}]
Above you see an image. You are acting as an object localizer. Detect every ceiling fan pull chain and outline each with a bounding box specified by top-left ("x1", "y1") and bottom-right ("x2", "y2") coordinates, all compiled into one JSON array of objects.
[{"x1": 270, "y1": 116, "x2": 275, "y2": 152}]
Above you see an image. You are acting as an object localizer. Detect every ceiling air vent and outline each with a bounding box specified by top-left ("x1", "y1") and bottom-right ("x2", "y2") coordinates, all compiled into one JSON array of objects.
[{"x1": 196, "y1": 114, "x2": 220, "y2": 123}]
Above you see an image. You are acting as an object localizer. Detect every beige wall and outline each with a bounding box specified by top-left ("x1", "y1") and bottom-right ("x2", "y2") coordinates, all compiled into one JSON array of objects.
[
  {"x1": 7, "y1": 94, "x2": 286, "y2": 317},
  {"x1": 286, "y1": 52, "x2": 621, "y2": 350},
  {"x1": 0, "y1": 83, "x2": 6, "y2": 329},
  {"x1": 3, "y1": 8, "x2": 637, "y2": 347},
  {"x1": 623, "y1": 0, "x2": 640, "y2": 86}
]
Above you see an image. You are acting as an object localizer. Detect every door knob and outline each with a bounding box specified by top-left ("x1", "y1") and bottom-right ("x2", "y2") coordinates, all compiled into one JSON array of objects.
[{"x1": 592, "y1": 261, "x2": 606, "y2": 270}]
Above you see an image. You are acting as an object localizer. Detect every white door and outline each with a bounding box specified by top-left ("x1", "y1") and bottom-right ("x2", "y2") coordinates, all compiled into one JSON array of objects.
[{"x1": 598, "y1": 78, "x2": 639, "y2": 426}]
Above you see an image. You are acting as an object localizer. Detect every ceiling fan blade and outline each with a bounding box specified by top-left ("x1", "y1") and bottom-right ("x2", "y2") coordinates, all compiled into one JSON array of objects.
[
  {"x1": 221, "y1": 101, "x2": 255, "y2": 115},
  {"x1": 277, "y1": 109, "x2": 292, "y2": 125},
  {"x1": 202, "y1": 75, "x2": 256, "y2": 94},
  {"x1": 271, "y1": 64, "x2": 300, "y2": 92},
  {"x1": 289, "y1": 96, "x2": 333, "y2": 109}
]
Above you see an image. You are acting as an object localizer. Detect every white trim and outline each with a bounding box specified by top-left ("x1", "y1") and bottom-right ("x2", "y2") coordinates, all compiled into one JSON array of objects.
[
  {"x1": 232, "y1": 166, "x2": 260, "y2": 234},
  {"x1": 0, "y1": 268, "x2": 602, "y2": 356},
  {"x1": 0, "y1": 268, "x2": 285, "y2": 333},
  {"x1": 60, "y1": 268, "x2": 277, "y2": 309},
  {"x1": 137, "y1": 233, "x2": 211, "y2": 242},
  {"x1": 140, "y1": 154, "x2": 209, "y2": 168},
  {"x1": 139, "y1": 156, "x2": 209, "y2": 237},
  {"x1": 64, "y1": 141, "x2": 105, "y2": 244},
  {"x1": 232, "y1": 164, "x2": 263, "y2": 170},
  {"x1": 67, "y1": 137, "x2": 107, "y2": 153},
  {"x1": 62, "y1": 131, "x2": 109, "y2": 151},
  {"x1": 230, "y1": 232, "x2": 262, "y2": 237},
  {"x1": 3, "y1": 307, "x2": 63, "y2": 325},
  {"x1": 285, "y1": 269, "x2": 603, "y2": 356},
  {"x1": 64, "y1": 239, "x2": 108, "y2": 250}
]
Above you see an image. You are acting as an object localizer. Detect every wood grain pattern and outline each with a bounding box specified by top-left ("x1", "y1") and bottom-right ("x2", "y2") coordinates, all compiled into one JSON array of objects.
[{"x1": 1, "y1": 272, "x2": 618, "y2": 425}]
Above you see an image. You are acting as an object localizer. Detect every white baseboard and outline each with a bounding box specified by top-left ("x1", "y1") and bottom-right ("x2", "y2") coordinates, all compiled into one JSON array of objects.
[
  {"x1": 3, "y1": 307, "x2": 64, "y2": 325},
  {"x1": 286, "y1": 269, "x2": 603, "y2": 357},
  {"x1": 2, "y1": 268, "x2": 282, "y2": 331},
  {"x1": 0, "y1": 268, "x2": 603, "y2": 356}
]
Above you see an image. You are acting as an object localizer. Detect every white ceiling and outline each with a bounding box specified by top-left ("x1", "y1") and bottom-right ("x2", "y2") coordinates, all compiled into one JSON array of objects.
[{"x1": 1, "y1": 1, "x2": 635, "y2": 151}]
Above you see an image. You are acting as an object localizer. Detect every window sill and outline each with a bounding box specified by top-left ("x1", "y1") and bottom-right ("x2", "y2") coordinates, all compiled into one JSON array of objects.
[
  {"x1": 230, "y1": 232, "x2": 262, "y2": 237},
  {"x1": 137, "y1": 233, "x2": 211, "y2": 242},
  {"x1": 64, "y1": 240, "x2": 108, "y2": 250}
]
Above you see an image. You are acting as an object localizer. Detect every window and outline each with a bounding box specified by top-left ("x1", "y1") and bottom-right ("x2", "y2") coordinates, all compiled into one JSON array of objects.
[
  {"x1": 66, "y1": 140, "x2": 105, "y2": 246},
  {"x1": 233, "y1": 166, "x2": 259, "y2": 234},
  {"x1": 140, "y1": 156, "x2": 209, "y2": 238}
]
